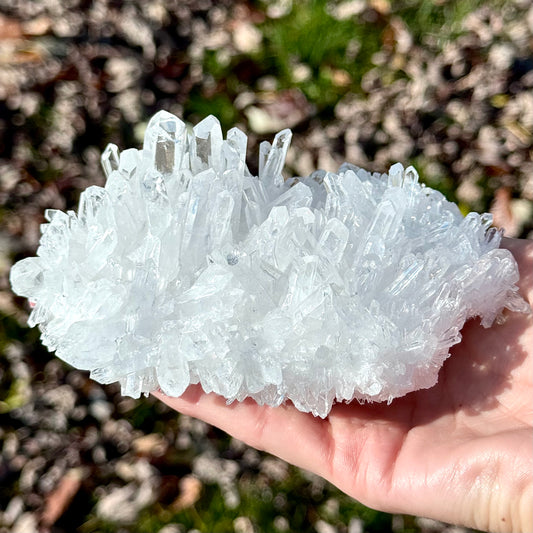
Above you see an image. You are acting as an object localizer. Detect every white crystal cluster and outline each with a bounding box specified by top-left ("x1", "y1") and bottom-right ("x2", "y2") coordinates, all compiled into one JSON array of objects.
[{"x1": 10, "y1": 111, "x2": 527, "y2": 417}]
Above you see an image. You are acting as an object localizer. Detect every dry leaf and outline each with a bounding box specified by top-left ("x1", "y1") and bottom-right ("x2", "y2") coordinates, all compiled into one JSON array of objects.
[
  {"x1": 40, "y1": 468, "x2": 84, "y2": 527},
  {"x1": 0, "y1": 15, "x2": 23, "y2": 40},
  {"x1": 171, "y1": 475, "x2": 202, "y2": 511}
]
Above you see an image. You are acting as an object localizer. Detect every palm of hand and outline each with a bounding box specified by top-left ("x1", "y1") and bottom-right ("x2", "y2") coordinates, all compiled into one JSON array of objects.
[
  {"x1": 154, "y1": 239, "x2": 533, "y2": 532},
  {"x1": 329, "y1": 308, "x2": 533, "y2": 531}
]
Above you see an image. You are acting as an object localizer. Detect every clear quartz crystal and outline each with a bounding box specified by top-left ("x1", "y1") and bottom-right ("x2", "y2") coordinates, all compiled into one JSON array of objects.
[
  {"x1": 259, "y1": 129, "x2": 292, "y2": 188},
  {"x1": 9, "y1": 111, "x2": 529, "y2": 418},
  {"x1": 101, "y1": 144, "x2": 119, "y2": 178},
  {"x1": 191, "y1": 115, "x2": 224, "y2": 173}
]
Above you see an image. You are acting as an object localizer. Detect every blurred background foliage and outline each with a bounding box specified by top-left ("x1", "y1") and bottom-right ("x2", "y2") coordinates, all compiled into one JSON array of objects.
[{"x1": 0, "y1": 0, "x2": 532, "y2": 532}]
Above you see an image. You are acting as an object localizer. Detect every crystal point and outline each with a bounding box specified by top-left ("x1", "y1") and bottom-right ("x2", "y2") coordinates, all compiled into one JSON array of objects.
[
  {"x1": 101, "y1": 144, "x2": 120, "y2": 178},
  {"x1": 10, "y1": 112, "x2": 528, "y2": 418},
  {"x1": 259, "y1": 129, "x2": 292, "y2": 188},
  {"x1": 191, "y1": 115, "x2": 223, "y2": 173},
  {"x1": 144, "y1": 111, "x2": 187, "y2": 175},
  {"x1": 10, "y1": 257, "x2": 44, "y2": 297}
]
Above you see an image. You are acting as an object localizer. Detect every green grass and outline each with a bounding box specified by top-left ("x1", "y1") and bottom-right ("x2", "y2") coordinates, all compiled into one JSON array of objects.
[
  {"x1": 184, "y1": 0, "x2": 383, "y2": 126},
  {"x1": 185, "y1": 90, "x2": 240, "y2": 131},
  {"x1": 391, "y1": 0, "x2": 508, "y2": 45},
  {"x1": 188, "y1": 0, "x2": 510, "y2": 135},
  {"x1": 87, "y1": 464, "x2": 419, "y2": 533},
  {"x1": 258, "y1": 0, "x2": 381, "y2": 109}
]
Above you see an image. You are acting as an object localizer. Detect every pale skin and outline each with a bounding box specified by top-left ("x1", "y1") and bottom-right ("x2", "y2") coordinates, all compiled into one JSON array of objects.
[{"x1": 153, "y1": 237, "x2": 533, "y2": 533}]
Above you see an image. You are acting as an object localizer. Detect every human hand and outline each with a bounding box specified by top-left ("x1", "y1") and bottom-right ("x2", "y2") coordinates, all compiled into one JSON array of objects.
[{"x1": 153, "y1": 237, "x2": 533, "y2": 533}]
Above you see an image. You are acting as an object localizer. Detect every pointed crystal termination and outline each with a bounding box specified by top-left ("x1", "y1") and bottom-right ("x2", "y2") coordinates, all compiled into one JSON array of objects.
[
  {"x1": 403, "y1": 165, "x2": 419, "y2": 186},
  {"x1": 78, "y1": 186, "x2": 109, "y2": 227},
  {"x1": 318, "y1": 218, "x2": 349, "y2": 265},
  {"x1": 142, "y1": 170, "x2": 171, "y2": 235},
  {"x1": 387, "y1": 162, "x2": 404, "y2": 187},
  {"x1": 191, "y1": 115, "x2": 224, "y2": 174},
  {"x1": 9, "y1": 111, "x2": 528, "y2": 418},
  {"x1": 101, "y1": 144, "x2": 120, "y2": 178},
  {"x1": 10, "y1": 257, "x2": 44, "y2": 298},
  {"x1": 118, "y1": 149, "x2": 139, "y2": 180},
  {"x1": 258, "y1": 140, "x2": 271, "y2": 178},
  {"x1": 259, "y1": 129, "x2": 292, "y2": 188},
  {"x1": 143, "y1": 110, "x2": 187, "y2": 175},
  {"x1": 225, "y1": 127, "x2": 248, "y2": 172}
]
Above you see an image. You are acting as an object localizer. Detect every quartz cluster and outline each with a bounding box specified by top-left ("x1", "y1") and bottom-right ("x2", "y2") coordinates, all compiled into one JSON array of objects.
[{"x1": 10, "y1": 111, "x2": 528, "y2": 417}]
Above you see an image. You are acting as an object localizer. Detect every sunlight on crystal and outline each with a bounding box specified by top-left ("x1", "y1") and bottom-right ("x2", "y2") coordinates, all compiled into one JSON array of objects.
[{"x1": 10, "y1": 111, "x2": 529, "y2": 417}]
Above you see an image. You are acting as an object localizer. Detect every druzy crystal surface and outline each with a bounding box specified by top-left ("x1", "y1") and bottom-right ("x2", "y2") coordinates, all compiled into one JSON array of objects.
[{"x1": 10, "y1": 111, "x2": 528, "y2": 417}]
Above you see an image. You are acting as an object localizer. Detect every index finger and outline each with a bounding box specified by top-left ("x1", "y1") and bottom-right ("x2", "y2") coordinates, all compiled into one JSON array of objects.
[{"x1": 151, "y1": 385, "x2": 334, "y2": 478}]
